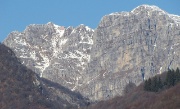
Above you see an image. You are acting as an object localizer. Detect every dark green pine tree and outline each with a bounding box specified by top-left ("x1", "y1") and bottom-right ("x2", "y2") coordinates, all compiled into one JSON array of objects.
[
  {"x1": 175, "y1": 67, "x2": 180, "y2": 84},
  {"x1": 171, "y1": 69, "x2": 176, "y2": 86},
  {"x1": 147, "y1": 78, "x2": 152, "y2": 91},
  {"x1": 166, "y1": 69, "x2": 171, "y2": 87},
  {"x1": 144, "y1": 80, "x2": 149, "y2": 91},
  {"x1": 157, "y1": 77, "x2": 163, "y2": 90},
  {"x1": 152, "y1": 76, "x2": 158, "y2": 92},
  {"x1": 166, "y1": 69, "x2": 175, "y2": 87},
  {"x1": 176, "y1": 67, "x2": 180, "y2": 73}
]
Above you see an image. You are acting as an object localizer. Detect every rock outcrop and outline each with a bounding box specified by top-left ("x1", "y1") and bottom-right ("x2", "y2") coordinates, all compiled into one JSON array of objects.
[
  {"x1": 3, "y1": 5, "x2": 180, "y2": 101},
  {"x1": 79, "y1": 5, "x2": 180, "y2": 100}
]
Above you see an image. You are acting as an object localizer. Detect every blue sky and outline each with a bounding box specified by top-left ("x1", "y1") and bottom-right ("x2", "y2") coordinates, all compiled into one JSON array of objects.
[{"x1": 0, "y1": 0, "x2": 180, "y2": 42}]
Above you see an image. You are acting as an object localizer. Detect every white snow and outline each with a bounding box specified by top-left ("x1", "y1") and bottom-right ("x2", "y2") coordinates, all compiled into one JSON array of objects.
[
  {"x1": 103, "y1": 72, "x2": 107, "y2": 77},
  {"x1": 109, "y1": 12, "x2": 121, "y2": 15},
  {"x1": 79, "y1": 31, "x2": 93, "y2": 45},
  {"x1": 153, "y1": 43, "x2": 157, "y2": 50},
  {"x1": 169, "y1": 43, "x2": 179, "y2": 51},
  {"x1": 80, "y1": 33, "x2": 93, "y2": 45},
  {"x1": 51, "y1": 24, "x2": 68, "y2": 56},
  {"x1": 127, "y1": 5, "x2": 180, "y2": 25},
  {"x1": 168, "y1": 14, "x2": 180, "y2": 24},
  {"x1": 71, "y1": 76, "x2": 81, "y2": 91},
  {"x1": 36, "y1": 51, "x2": 50, "y2": 77},
  {"x1": 64, "y1": 50, "x2": 90, "y2": 63},
  {"x1": 53, "y1": 24, "x2": 65, "y2": 38},
  {"x1": 71, "y1": 86, "x2": 77, "y2": 91},
  {"x1": 87, "y1": 74, "x2": 101, "y2": 84},
  {"x1": 20, "y1": 55, "x2": 30, "y2": 58},
  {"x1": 159, "y1": 67, "x2": 162, "y2": 74},
  {"x1": 170, "y1": 46, "x2": 173, "y2": 49},
  {"x1": 29, "y1": 51, "x2": 36, "y2": 60},
  {"x1": 174, "y1": 43, "x2": 179, "y2": 46},
  {"x1": 59, "y1": 38, "x2": 68, "y2": 46},
  {"x1": 78, "y1": 50, "x2": 90, "y2": 62},
  {"x1": 71, "y1": 29, "x2": 76, "y2": 34},
  {"x1": 109, "y1": 11, "x2": 130, "y2": 16},
  {"x1": 66, "y1": 81, "x2": 73, "y2": 84},
  {"x1": 85, "y1": 26, "x2": 94, "y2": 32},
  {"x1": 131, "y1": 5, "x2": 166, "y2": 14},
  {"x1": 153, "y1": 43, "x2": 157, "y2": 47}
]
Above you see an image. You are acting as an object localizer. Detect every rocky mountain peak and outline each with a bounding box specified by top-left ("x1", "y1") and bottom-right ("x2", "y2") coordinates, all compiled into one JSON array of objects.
[
  {"x1": 131, "y1": 4, "x2": 167, "y2": 14},
  {"x1": 3, "y1": 5, "x2": 180, "y2": 102}
]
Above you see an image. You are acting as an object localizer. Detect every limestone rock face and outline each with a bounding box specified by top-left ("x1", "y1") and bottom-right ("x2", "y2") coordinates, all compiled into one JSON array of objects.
[
  {"x1": 3, "y1": 23, "x2": 94, "y2": 91},
  {"x1": 3, "y1": 5, "x2": 180, "y2": 101},
  {"x1": 79, "y1": 5, "x2": 180, "y2": 100}
]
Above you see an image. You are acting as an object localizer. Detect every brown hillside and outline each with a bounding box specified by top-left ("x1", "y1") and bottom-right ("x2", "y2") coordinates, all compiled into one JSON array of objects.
[
  {"x1": 83, "y1": 79, "x2": 180, "y2": 109},
  {"x1": 0, "y1": 44, "x2": 53, "y2": 109}
]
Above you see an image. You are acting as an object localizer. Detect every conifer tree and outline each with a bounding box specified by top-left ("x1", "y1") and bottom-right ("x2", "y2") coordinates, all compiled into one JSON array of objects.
[
  {"x1": 144, "y1": 80, "x2": 149, "y2": 91},
  {"x1": 175, "y1": 67, "x2": 180, "y2": 84},
  {"x1": 158, "y1": 77, "x2": 163, "y2": 90},
  {"x1": 166, "y1": 69, "x2": 175, "y2": 87},
  {"x1": 147, "y1": 78, "x2": 152, "y2": 91},
  {"x1": 152, "y1": 76, "x2": 158, "y2": 92}
]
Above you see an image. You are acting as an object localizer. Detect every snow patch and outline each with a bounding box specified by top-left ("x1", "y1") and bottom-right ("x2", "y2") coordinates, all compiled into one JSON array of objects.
[
  {"x1": 37, "y1": 51, "x2": 50, "y2": 77},
  {"x1": 168, "y1": 14, "x2": 180, "y2": 24},
  {"x1": 109, "y1": 12, "x2": 121, "y2": 15},
  {"x1": 79, "y1": 35, "x2": 93, "y2": 44},
  {"x1": 103, "y1": 72, "x2": 106, "y2": 78},
  {"x1": 85, "y1": 26, "x2": 94, "y2": 32},
  {"x1": 153, "y1": 43, "x2": 157, "y2": 47},
  {"x1": 53, "y1": 24, "x2": 65, "y2": 37},
  {"x1": 29, "y1": 51, "x2": 36, "y2": 60},
  {"x1": 108, "y1": 11, "x2": 130, "y2": 17},
  {"x1": 159, "y1": 67, "x2": 162, "y2": 74},
  {"x1": 131, "y1": 5, "x2": 166, "y2": 14},
  {"x1": 65, "y1": 50, "x2": 90, "y2": 63},
  {"x1": 75, "y1": 50, "x2": 91, "y2": 62},
  {"x1": 87, "y1": 74, "x2": 101, "y2": 84},
  {"x1": 59, "y1": 38, "x2": 68, "y2": 46},
  {"x1": 71, "y1": 86, "x2": 77, "y2": 91},
  {"x1": 170, "y1": 46, "x2": 173, "y2": 49}
]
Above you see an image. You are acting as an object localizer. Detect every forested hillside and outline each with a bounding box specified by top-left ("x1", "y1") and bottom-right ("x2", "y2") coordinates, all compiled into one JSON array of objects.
[{"x1": 83, "y1": 70, "x2": 180, "y2": 109}]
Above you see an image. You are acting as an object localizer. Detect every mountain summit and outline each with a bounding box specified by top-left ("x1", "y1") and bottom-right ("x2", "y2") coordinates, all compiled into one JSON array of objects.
[{"x1": 3, "y1": 5, "x2": 180, "y2": 102}]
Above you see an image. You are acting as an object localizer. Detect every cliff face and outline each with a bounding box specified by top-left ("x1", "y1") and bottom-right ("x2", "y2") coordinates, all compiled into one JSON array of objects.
[
  {"x1": 80, "y1": 5, "x2": 180, "y2": 100},
  {"x1": 3, "y1": 5, "x2": 180, "y2": 101},
  {"x1": 3, "y1": 23, "x2": 94, "y2": 91}
]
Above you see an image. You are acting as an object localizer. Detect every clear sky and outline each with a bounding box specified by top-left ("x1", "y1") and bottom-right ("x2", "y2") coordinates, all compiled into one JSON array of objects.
[{"x1": 0, "y1": 0, "x2": 180, "y2": 42}]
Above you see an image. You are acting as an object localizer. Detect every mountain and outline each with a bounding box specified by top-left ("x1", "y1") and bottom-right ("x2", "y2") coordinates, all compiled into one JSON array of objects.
[
  {"x1": 80, "y1": 4, "x2": 180, "y2": 101},
  {"x1": 3, "y1": 4, "x2": 180, "y2": 103},
  {"x1": 0, "y1": 43, "x2": 90, "y2": 109}
]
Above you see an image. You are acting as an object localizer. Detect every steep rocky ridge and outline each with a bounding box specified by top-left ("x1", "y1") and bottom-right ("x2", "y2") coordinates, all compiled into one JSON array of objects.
[
  {"x1": 3, "y1": 23, "x2": 94, "y2": 92},
  {"x1": 79, "y1": 5, "x2": 180, "y2": 100},
  {"x1": 3, "y1": 5, "x2": 180, "y2": 102}
]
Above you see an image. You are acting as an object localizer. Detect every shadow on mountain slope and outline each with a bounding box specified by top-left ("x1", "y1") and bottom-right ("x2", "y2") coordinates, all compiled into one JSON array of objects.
[
  {"x1": 0, "y1": 43, "x2": 52, "y2": 109},
  {"x1": 41, "y1": 78, "x2": 90, "y2": 108},
  {"x1": 0, "y1": 43, "x2": 88, "y2": 109}
]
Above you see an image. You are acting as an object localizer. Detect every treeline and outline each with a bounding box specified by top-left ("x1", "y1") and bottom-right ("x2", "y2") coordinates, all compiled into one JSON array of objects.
[{"x1": 144, "y1": 67, "x2": 180, "y2": 92}]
